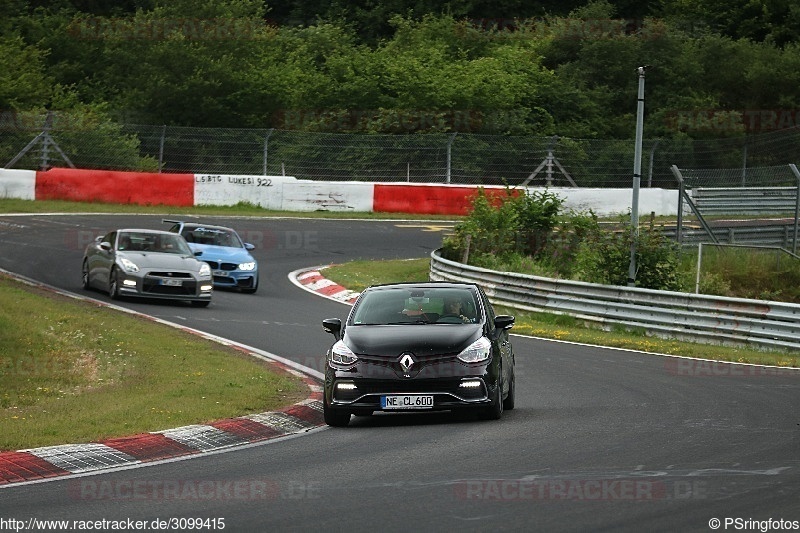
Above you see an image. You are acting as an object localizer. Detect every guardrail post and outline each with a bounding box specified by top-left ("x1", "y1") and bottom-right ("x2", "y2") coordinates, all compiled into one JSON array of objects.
[
  {"x1": 158, "y1": 125, "x2": 166, "y2": 173},
  {"x1": 446, "y1": 133, "x2": 457, "y2": 184},
  {"x1": 263, "y1": 128, "x2": 274, "y2": 175}
]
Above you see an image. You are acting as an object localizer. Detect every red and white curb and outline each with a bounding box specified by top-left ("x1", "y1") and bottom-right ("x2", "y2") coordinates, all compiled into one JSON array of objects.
[
  {"x1": 291, "y1": 266, "x2": 360, "y2": 305},
  {"x1": 0, "y1": 367, "x2": 323, "y2": 486},
  {"x1": 0, "y1": 269, "x2": 326, "y2": 487}
]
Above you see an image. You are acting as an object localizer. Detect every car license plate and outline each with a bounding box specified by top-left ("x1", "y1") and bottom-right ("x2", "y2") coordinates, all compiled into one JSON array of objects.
[
  {"x1": 161, "y1": 278, "x2": 183, "y2": 286},
  {"x1": 381, "y1": 395, "x2": 434, "y2": 410},
  {"x1": 212, "y1": 270, "x2": 229, "y2": 277}
]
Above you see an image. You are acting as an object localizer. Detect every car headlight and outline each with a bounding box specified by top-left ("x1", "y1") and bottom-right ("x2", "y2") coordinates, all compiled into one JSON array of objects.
[
  {"x1": 457, "y1": 336, "x2": 492, "y2": 363},
  {"x1": 199, "y1": 263, "x2": 211, "y2": 277},
  {"x1": 119, "y1": 257, "x2": 139, "y2": 273},
  {"x1": 239, "y1": 262, "x2": 256, "y2": 271},
  {"x1": 330, "y1": 340, "x2": 358, "y2": 366}
]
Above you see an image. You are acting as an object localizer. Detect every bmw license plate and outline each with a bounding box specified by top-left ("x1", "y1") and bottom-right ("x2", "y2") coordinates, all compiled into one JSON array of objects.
[
  {"x1": 161, "y1": 278, "x2": 183, "y2": 286},
  {"x1": 381, "y1": 395, "x2": 434, "y2": 410},
  {"x1": 212, "y1": 270, "x2": 229, "y2": 277}
]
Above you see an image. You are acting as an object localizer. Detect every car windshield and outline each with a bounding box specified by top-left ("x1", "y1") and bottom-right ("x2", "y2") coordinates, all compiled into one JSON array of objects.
[
  {"x1": 117, "y1": 232, "x2": 192, "y2": 255},
  {"x1": 350, "y1": 287, "x2": 480, "y2": 325},
  {"x1": 184, "y1": 227, "x2": 242, "y2": 247}
]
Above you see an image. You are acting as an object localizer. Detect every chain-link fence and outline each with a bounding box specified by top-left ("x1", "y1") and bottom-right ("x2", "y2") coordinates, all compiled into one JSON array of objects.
[{"x1": 3, "y1": 113, "x2": 800, "y2": 188}]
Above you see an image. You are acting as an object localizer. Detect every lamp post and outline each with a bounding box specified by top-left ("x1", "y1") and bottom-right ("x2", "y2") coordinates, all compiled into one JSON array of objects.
[{"x1": 628, "y1": 66, "x2": 648, "y2": 287}]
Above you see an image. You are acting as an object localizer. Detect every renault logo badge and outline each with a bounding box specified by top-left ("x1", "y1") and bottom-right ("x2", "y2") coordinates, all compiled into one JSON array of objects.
[{"x1": 399, "y1": 353, "x2": 415, "y2": 373}]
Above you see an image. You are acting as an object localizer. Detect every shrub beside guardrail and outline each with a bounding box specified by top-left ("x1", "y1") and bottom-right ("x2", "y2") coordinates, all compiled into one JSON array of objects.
[{"x1": 429, "y1": 249, "x2": 800, "y2": 352}]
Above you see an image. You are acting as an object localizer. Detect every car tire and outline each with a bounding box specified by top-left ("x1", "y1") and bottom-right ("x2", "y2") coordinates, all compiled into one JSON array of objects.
[
  {"x1": 191, "y1": 300, "x2": 210, "y2": 308},
  {"x1": 81, "y1": 260, "x2": 91, "y2": 290},
  {"x1": 323, "y1": 398, "x2": 351, "y2": 427},
  {"x1": 503, "y1": 367, "x2": 516, "y2": 411},
  {"x1": 108, "y1": 267, "x2": 120, "y2": 300},
  {"x1": 242, "y1": 276, "x2": 258, "y2": 294},
  {"x1": 481, "y1": 374, "x2": 504, "y2": 421}
]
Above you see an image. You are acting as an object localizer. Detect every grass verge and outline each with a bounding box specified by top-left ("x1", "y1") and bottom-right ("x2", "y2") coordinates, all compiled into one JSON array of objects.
[
  {"x1": 0, "y1": 274, "x2": 308, "y2": 451},
  {"x1": 323, "y1": 258, "x2": 800, "y2": 368},
  {"x1": 0, "y1": 198, "x2": 460, "y2": 220}
]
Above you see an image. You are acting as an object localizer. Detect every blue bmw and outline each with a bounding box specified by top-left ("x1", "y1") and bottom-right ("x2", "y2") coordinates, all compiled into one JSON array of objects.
[{"x1": 164, "y1": 220, "x2": 259, "y2": 294}]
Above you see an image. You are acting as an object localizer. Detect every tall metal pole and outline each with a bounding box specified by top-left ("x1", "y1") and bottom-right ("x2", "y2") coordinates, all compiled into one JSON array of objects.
[
  {"x1": 628, "y1": 66, "x2": 648, "y2": 287},
  {"x1": 446, "y1": 133, "x2": 457, "y2": 184}
]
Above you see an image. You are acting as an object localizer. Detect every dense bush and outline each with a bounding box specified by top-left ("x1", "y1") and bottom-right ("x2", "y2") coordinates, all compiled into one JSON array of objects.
[
  {"x1": 571, "y1": 216, "x2": 683, "y2": 290},
  {"x1": 443, "y1": 189, "x2": 684, "y2": 291}
]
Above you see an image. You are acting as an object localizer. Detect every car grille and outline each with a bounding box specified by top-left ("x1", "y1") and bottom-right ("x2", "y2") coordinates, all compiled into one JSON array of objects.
[
  {"x1": 334, "y1": 379, "x2": 486, "y2": 403},
  {"x1": 204, "y1": 261, "x2": 238, "y2": 271},
  {"x1": 143, "y1": 272, "x2": 197, "y2": 295}
]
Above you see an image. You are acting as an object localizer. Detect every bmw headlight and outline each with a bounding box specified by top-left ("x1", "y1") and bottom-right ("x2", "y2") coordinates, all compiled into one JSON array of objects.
[
  {"x1": 239, "y1": 262, "x2": 256, "y2": 271},
  {"x1": 330, "y1": 340, "x2": 358, "y2": 366},
  {"x1": 199, "y1": 263, "x2": 211, "y2": 277},
  {"x1": 119, "y1": 257, "x2": 139, "y2": 273},
  {"x1": 457, "y1": 336, "x2": 492, "y2": 363}
]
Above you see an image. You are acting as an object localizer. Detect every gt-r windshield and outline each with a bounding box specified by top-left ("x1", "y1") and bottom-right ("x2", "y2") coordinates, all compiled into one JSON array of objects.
[{"x1": 117, "y1": 232, "x2": 192, "y2": 255}]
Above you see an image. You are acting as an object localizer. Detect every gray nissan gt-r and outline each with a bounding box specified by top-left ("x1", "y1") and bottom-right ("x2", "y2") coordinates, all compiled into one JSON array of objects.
[{"x1": 82, "y1": 228, "x2": 213, "y2": 307}]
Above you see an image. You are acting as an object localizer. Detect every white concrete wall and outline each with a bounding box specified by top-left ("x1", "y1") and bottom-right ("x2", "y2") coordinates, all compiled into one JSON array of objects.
[
  {"x1": 0, "y1": 169, "x2": 36, "y2": 200},
  {"x1": 539, "y1": 187, "x2": 679, "y2": 217}
]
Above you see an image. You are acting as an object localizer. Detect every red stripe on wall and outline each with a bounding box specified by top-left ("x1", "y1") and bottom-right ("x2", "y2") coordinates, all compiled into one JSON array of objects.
[
  {"x1": 373, "y1": 184, "x2": 514, "y2": 215},
  {"x1": 35, "y1": 168, "x2": 194, "y2": 207}
]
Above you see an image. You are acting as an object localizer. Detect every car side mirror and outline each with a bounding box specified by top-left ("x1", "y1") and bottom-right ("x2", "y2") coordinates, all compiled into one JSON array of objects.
[
  {"x1": 322, "y1": 318, "x2": 342, "y2": 340},
  {"x1": 244, "y1": 243, "x2": 255, "y2": 251},
  {"x1": 194, "y1": 250, "x2": 203, "y2": 256},
  {"x1": 494, "y1": 315, "x2": 515, "y2": 330},
  {"x1": 100, "y1": 241, "x2": 112, "y2": 251}
]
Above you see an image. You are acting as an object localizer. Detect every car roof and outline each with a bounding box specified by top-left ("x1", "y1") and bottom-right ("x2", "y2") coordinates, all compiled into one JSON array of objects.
[
  {"x1": 117, "y1": 228, "x2": 176, "y2": 235},
  {"x1": 179, "y1": 222, "x2": 237, "y2": 232},
  {"x1": 363, "y1": 281, "x2": 479, "y2": 292}
]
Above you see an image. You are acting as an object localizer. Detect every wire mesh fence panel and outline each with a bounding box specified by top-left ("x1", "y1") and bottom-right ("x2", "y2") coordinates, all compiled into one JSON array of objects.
[
  {"x1": 265, "y1": 131, "x2": 453, "y2": 182},
  {"x1": 3, "y1": 113, "x2": 800, "y2": 188}
]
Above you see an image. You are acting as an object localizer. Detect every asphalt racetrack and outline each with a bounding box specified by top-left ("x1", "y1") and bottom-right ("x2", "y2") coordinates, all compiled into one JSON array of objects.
[{"x1": 0, "y1": 213, "x2": 798, "y2": 532}]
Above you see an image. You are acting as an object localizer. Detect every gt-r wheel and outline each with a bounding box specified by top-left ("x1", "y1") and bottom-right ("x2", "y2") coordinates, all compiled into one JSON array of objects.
[
  {"x1": 108, "y1": 267, "x2": 120, "y2": 300},
  {"x1": 323, "y1": 398, "x2": 351, "y2": 427},
  {"x1": 81, "y1": 260, "x2": 91, "y2": 290},
  {"x1": 503, "y1": 368, "x2": 516, "y2": 411}
]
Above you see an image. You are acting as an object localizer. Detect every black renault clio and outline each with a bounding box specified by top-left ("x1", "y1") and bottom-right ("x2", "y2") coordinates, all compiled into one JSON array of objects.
[{"x1": 321, "y1": 282, "x2": 515, "y2": 427}]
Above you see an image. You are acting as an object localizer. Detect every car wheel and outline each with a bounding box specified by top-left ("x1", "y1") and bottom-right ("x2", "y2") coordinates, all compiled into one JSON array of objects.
[
  {"x1": 191, "y1": 300, "x2": 210, "y2": 308},
  {"x1": 81, "y1": 260, "x2": 91, "y2": 290},
  {"x1": 323, "y1": 398, "x2": 351, "y2": 427},
  {"x1": 242, "y1": 276, "x2": 258, "y2": 294},
  {"x1": 503, "y1": 367, "x2": 516, "y2": 411},
  {"x1": 108, "y1": 267, "x2": 120, "y2": 300},
  {"x1": 481, "y1": 374, "x2": 504, "y2": 421}
]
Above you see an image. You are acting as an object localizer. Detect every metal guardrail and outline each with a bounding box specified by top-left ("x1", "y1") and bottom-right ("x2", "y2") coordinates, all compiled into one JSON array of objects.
[
  {"x1": 691, "y1": 187, "x2": 799, "y2": 215},
  {"x1": 664, "y1": 223, "x2": 799, "y2": 248},
  {"x1": 429, "y1": 249, "x2": 800, "y2": 352}
]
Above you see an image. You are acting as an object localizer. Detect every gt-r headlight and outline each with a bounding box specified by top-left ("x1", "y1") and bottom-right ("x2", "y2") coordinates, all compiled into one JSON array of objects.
[
  {"x1": 199, "y1": 263, "x2": 211, "y2": 277},
  {"x1": 239, "y1": 262, "x2": 256, "y2": 271},
  {"x1": 330, "y1": 340, "x2": 358, "y2": 366},
  {"x1": 119, "y1": 257, "x2": 139, "y2": 273},
  {"x1": 457, "y1": 336, "x2": 492, "y2": 363}
]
